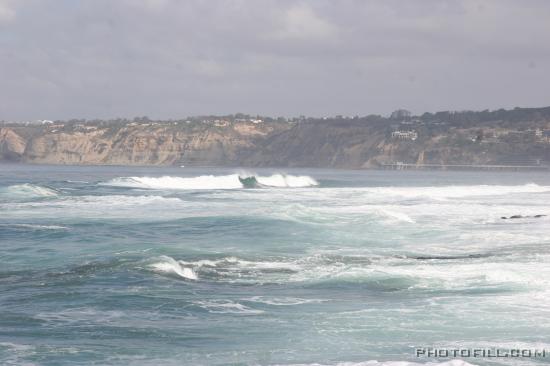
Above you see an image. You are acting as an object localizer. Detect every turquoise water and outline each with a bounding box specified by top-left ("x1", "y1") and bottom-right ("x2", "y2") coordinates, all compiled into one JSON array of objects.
[{"x1": 1, "y1": 164, "x2": 550, "y2": 366}]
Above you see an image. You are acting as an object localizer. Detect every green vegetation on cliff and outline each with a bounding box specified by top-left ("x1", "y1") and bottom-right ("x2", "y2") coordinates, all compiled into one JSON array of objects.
[{"x1": 2, "y1": 107, "x2": 550, "y2": 168}]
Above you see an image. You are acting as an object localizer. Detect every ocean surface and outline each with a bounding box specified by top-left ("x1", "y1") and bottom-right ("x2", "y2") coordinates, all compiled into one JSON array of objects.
[{"x1": 1, "y1": 164, "x2": 550, "y2": 366}]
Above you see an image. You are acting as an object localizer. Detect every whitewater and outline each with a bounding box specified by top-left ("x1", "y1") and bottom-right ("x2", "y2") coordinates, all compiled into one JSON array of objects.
[
  {"x1": 1, "y1": 164, "x2": 550, "y2": 366},
  {"x1": 103, "y1": 173, "x2": 319, "y2": 189}
]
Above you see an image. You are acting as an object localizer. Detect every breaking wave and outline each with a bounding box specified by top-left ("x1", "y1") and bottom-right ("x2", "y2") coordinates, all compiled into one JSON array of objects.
[
  {"x1": 240, "y1": 174, "x2": 318, "y2": 188},
  {"x1": 0, "y1": 184, "x2": 58, "y2": 200},
  {"x1": 148, "y1": 256, "x2": 198, "y2": 280},
  {"x1": 102, "y1": 173, "x2": 318, "y2": 190}
]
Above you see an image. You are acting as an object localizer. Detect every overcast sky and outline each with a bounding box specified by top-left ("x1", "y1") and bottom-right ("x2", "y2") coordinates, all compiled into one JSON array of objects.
[{"x1": 0, "y1": 0, "x2": 549, "y2": 120}]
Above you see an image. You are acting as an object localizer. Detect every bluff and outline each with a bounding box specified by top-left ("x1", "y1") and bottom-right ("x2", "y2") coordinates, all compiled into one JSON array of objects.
[{"x1": 2, "y1": 107, "x2": 550, "y2": 168}]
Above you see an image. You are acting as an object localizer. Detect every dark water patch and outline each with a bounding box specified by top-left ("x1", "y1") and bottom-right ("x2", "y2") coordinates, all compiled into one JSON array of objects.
[
  {"x1": 0, "y1": 223, "x2": 70, "y2": 241},
  {"x1": 0, "y1": 258, "x2": 136, "y2": 290},
  {"x1": 303, "y1": 276, "x2": 418, "y2": 292},
  {"x1": 67, "y1": 214, "x2": 315, "y2": 238},
  {"x1": 0, "y1": 313, "x2": 47, "y2": 327},
  {"x1": 501, "y1": 214, "x2": 547, "y2": 220},
  {"x1": 409, "y1": 253, "x2": 493, "y2": 261},
  {"x1": 48, "y1": 259, "x2": 131, "y2": 278},
  {"x1": 420, "y1": 285, "x2": 526, "y2": 297}
]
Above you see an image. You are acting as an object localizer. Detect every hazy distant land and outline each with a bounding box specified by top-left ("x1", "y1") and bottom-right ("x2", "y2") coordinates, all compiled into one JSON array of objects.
[{"x1": 2, "y1": 107, "x2": 550, "y2": 169}]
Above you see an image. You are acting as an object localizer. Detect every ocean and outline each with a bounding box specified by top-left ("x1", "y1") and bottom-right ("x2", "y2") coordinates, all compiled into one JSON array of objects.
[{"x1": 1, "y1": 164, "x2": 550, "y2": 366}]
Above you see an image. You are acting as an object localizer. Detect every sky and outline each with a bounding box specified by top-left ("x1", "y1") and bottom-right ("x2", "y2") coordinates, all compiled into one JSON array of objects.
[{"x1": 0, "y1": 0, "x2": 549, "y2": 120}]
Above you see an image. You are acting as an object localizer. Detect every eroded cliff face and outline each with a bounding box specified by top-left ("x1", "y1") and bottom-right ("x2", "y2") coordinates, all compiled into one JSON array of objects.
[
  {"x1": 0, "y1": 128, "x2": 27, "y2": 161},
  {"x1": 1, "y1": 122, "x2": 284, "y2": 166},
  {"x1": 1, "y1": 119, "x2": 550, "y2": 168},
  {"x1": 243, "y1": 120, "x2": 388, "y2": 168}
]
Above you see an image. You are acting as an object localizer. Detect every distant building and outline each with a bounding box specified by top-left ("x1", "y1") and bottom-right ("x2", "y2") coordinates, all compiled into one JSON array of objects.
[
  {"x1": 214, "y1": 120, "x2": 229, "y2": 127},
  {"x1": 533, "y1": 129, "x2": 550, "y2": 143},
  {"x1": 541, "y1": 130, "x2": 550, "y2": 143},
  {"x1": 392, "y1": 130, "x2": 418, "y2": 141},
  {"x1": 390, "y1": 109, "x2": 411, "y2": 120}
]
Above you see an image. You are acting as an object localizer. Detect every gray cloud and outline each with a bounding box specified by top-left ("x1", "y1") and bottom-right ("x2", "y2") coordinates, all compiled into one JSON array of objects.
[{"x1": 1, "y1": 0, "x2": 549, "y2": 120}]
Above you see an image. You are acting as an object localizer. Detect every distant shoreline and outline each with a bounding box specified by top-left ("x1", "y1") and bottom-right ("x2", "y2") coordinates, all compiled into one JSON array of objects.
[
  {"x1": 2, "y1": 160, "x2": 549, "y2": 173},
  {"x1": 2, "y1": 106, "x2": 550, "y2": 169}
]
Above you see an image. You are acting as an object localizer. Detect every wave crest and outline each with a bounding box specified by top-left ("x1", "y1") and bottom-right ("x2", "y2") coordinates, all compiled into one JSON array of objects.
[
  {"x1": 0, "y1": 184, "x2": 58, "y2": 200},
  {"x1": 149, "y1": 256, "x2": 198, "y2": 280},
  {"x1": 242, "y1": 173, "x2": 318, "y2": 188},
  {"x1": 103, "y1": 173, "x2": 318, "y2": 190}
]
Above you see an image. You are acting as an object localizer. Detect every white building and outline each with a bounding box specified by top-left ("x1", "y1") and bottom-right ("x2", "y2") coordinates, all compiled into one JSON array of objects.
[{"x1": 392, "y1": 130, "x2": 418, "y2": 141}]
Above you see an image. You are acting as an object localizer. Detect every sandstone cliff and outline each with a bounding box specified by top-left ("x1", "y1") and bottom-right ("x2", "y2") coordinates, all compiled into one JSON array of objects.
[
  {"x1": 2, "y1": 107, "x2": 550, "y2": 168},
  {"x1": 0, "y1": 121, "x2": 284, "y2": 166}
]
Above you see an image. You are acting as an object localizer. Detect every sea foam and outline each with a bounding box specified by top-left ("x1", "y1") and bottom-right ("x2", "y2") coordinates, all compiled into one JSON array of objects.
[
  {"x1": 254, "y1": 174, "x2": 318, "y2": 188},
  {"x1": 0, "y1": 224, "x2": 68, "y2": 230},
  {"x1": 277, "y1": 360, "x2": 476, "y2": 366},
  {"x1": 194, "y1": 300, "x2": 264, "y2": 314},
  {"x1": 365, "y1": 183, "x2": 550, "y2": 199}
]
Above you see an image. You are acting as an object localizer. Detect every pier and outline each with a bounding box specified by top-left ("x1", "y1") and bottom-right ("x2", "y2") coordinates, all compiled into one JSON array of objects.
[{"x1": 381, "y1": 162, "x2": 549, "y2": 171}]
